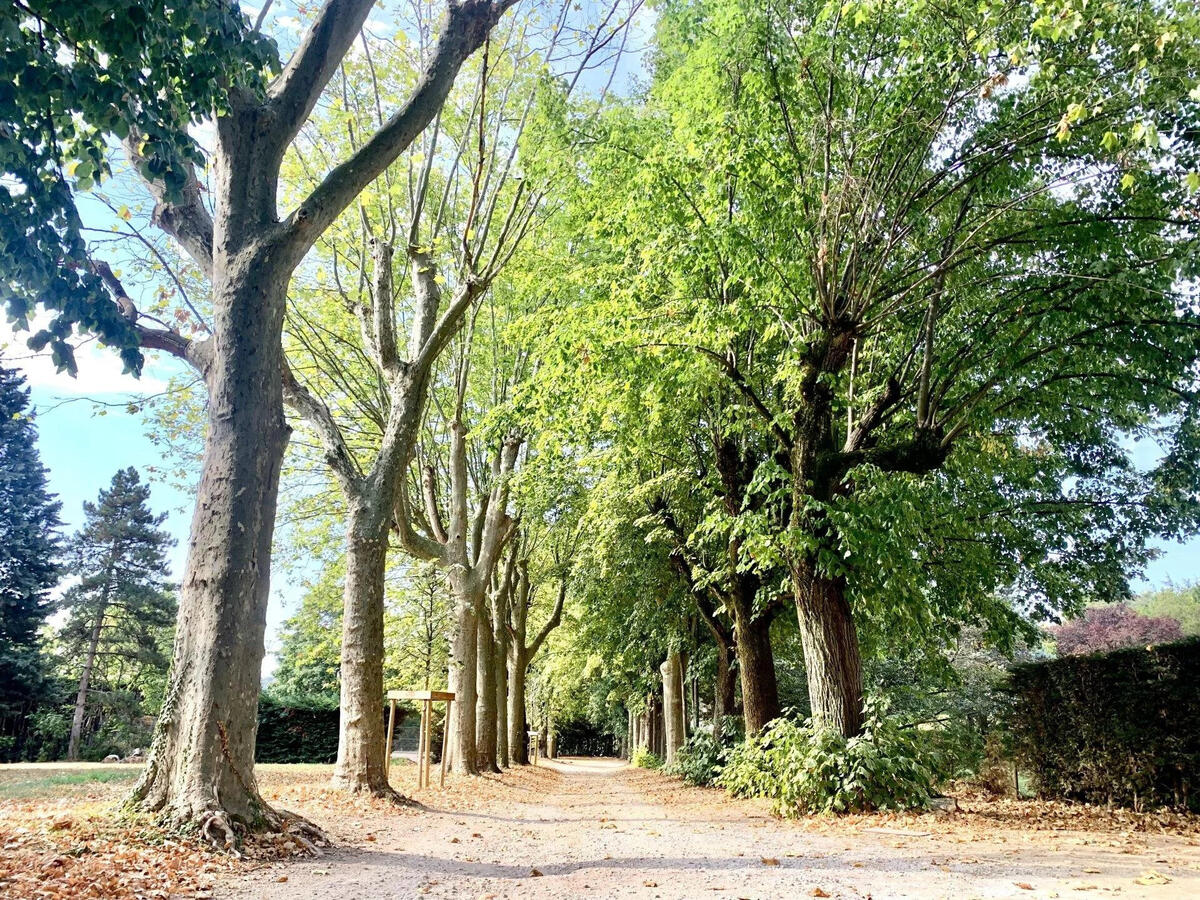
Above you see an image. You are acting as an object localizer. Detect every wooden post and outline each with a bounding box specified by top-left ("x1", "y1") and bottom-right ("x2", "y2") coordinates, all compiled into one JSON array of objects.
[
  {"x1": 385, "y1": 690, "x2": 456, "y2": 788},
  {"x1": 384, "y1": 697, "x2": 398, "y2": 782},
  {"x1": 416, "y1": 701, "x2": 427, "y2": 788},
  {"x1": 440, "y1": 699, "x2": 451, "y2": 787},
  {"x1": 427, "y1": 696, "x2": 436, "y2": 787}
]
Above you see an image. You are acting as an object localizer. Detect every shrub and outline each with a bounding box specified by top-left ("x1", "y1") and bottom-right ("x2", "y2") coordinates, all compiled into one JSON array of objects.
[
  {"x1": 717, "y1": 702, "x2": 938, "y2": 814},
  {"x1": 663, "y1": 731, "x2": 723, "y2": 786},
  {"x1": 630, "y1": 745, "x2": 663, "y2": 769},
  {"x1": 1008, "y1": 637, "x2": 1200, "y2": 811}
]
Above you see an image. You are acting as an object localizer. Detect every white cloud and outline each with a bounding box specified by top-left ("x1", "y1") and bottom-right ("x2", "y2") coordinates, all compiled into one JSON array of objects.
[{"x1": 1, "y1": 316, "x2": 174, "y2": 397}]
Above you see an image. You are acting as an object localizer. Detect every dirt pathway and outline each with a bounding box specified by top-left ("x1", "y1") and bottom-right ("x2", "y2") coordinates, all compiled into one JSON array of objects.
[{"x1": 223, "y1": 758, "x2": 1200, "y2": 899}]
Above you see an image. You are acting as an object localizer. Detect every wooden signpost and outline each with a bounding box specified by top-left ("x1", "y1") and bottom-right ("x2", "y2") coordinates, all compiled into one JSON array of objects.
[{"x1": 385, "y1": 689, "x2": 455, "y2": 788}]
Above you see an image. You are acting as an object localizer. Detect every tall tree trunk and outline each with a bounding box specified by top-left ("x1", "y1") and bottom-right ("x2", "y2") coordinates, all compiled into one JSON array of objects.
[
  {"x1": 713, "y1": 637, "x2": 736, "y2": 740},
  {"x1": 130, "y1": 261, "x2": 290, "y2": 837},
  {"x1": 793, "y1": 564, "x2": 864, "y2": 737},
  {"x1": 495, "y1": 615, "x2": 510, "y2": 768},
  {"x1": 68, "y1": 602, "x2": 106, "y2": 762},
  {"x1": 660, "y1": 652, "x2": 685, "y2": 764},
  {"x1": 448, "y1": 574, "x2": 480, "y2": 775},
  {"x1": 475, "y1": 610, "x2": 499, "y2": 773},
  {"x1": 508, "y1": 645, "x2": 528, "y2": 764},
  {"x1": 332, "y1": 501, "x2": 392, "y2": 793},
  {"x1": 736, "y1": 615, "x2": 780, "y2": 734}
]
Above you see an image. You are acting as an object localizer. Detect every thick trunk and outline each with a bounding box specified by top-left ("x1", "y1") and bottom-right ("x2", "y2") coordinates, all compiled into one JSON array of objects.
[
  {"x1": 68, "y1": 604, "x2": 106, "y2": 762},
  {"x1": 793, "y1": 565, "x2": 864, "y2": 737},
  {"x1": 736, "y1": 615, "x2": 780, "y2": 734},
  {"x1": 475, "y1": 612, "x2": 499, "y2": 773},
  {"x1": 448, "y1": 574, "x2": 480, "y2": 775},
  {"x1": 332, "y1": 501, "x2": 392, "y2": 794},
  {"x1": 130, "y1": 256, "x2": 290, "y2": 836},
  {"x1": 660, "y1": 652, "x2": 685, "y2": 765},
  {"x1": 508, "y1": 647, "x2": 528, "y2": 765}
]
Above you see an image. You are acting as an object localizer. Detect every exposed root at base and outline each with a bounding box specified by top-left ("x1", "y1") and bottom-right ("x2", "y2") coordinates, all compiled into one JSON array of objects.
[
  {"x1": 199, "y1": 809, "x2": 243, "y2": 857},
  {"x1": 271, "y1": 808, "x2": 331, "y2": 856}
]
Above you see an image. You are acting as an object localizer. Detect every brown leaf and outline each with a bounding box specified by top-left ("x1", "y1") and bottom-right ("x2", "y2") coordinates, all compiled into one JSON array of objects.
[
  {"x1": 810, "y1": 889, "x2": 831, "y2": 898},
  {"x1": 1015, "y1": 883, "x2": 1034, "y2": 891},
  {"x1": 1134, "y1": 870, "x2": 1171, "y2": 886},
  {"x1": 761, "y1": 857, "x2": 780, "y2": 866},
  {"x1": 530, "y1": 868, "x2": 543, "y2": 877},
  {"x1": 644, "y1": 880, "x2": 658, "y2": 887}
]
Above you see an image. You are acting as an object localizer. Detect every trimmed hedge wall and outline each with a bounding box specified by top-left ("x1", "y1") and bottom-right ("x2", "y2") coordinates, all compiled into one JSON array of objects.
[
  {"x1": 1008, "y1": 638, "x2": 1200, "y2": 811},
  {"x1": 255, "y1": 696, "x2": 340, "y2": 764}
]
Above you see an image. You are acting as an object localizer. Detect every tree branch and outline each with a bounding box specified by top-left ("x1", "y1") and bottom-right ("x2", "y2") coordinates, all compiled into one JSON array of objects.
[
  {"x1": 281, "y1": 362, "x2": 364, "y2": 496},
  {"x1": 92, "y1": 260, "x2": 213, "y2": 377},
  {"x1": 122, "y1": 138, "x2": 214, "y2": 278},
  {"x1": 265, "y1": 0, "x2": 380, "y2": 155},
  {"x1": 281, "y1": 0, "x2": 520, "y2": 259}
]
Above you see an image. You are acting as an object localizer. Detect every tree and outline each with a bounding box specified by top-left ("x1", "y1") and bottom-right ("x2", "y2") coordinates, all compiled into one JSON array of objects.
[
  {"x1": 540, "y1": 0, "x2": 1200, "y2": 737},
  {"x1": 1133, "y1": 583, "x2": 1200, "y2": 636},
  {"x1": 1053, "y1": 603, "x2": 1184, "y2": 656},
  {"x1": 5, "y1": 0, "x2": 520, "y2": 835},
  {"x1": 58, "y1": 468, "x2": 175, "y2": 761},
  {"x1": 280, "y1": 0, "x2": 638, "y2": 781},
  {"x1": 266, "y1": 566, "x2": 345, "y2": 707},
  {"x1": 0, "y1": 361, "x2": 61, "y2": 761}
]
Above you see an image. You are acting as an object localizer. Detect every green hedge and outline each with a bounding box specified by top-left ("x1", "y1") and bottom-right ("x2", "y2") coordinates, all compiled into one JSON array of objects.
[
  {"x1": 1008, "y1": 637, "x2": 1200, "y2": 811},
  {"x1": 255, "y1": 695, "x2": 341, "y2": 764}
]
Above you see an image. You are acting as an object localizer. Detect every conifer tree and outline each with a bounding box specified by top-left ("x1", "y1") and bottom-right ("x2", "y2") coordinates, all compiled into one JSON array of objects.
[
  {"x1": 0, "y1": 360, "x2": 60, "y2": 760},
  {"x1": 59, "y1": 467, "x2": 174, "y2": 761}
]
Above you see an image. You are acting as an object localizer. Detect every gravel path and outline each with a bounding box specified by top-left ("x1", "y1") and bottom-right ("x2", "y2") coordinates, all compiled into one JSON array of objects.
[{"x1": 222, "y1": 757, "x2": 1200, "y2": 899}]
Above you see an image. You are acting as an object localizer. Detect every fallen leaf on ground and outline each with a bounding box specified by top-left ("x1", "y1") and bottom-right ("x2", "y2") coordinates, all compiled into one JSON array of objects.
[
  {"x1": 811, "y1": 889, "x2": 831, "y2": 898},
  {"x1": 1014, "y1": 883, "x2": 1034, "y2": 890},
  {"x1": 530, "y1": 867, "x2": 543, "y2": 877},
  {"x1": 644, "y1": 880, "x2": 658, "y2": 887},
  {"x1": 1135, "y1": 870, "x2": 1171, "y2": 886},
  {"x1": 761, "y1": 857, "x2": 780, "y2": 866}
]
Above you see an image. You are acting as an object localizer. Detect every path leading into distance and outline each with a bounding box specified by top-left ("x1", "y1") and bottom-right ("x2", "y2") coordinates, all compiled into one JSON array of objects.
[{"x1": 223, "y1": 757, "x2": 1200, "y2": 899}]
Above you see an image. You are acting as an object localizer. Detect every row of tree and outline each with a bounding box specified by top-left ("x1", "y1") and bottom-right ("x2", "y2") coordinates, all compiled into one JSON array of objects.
[{"x1": 6, "y1": 0, "x2": 1199, "y2": 837}]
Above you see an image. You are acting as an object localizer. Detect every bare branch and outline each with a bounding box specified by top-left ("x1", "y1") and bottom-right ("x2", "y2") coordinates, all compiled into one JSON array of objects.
[
  {"x1": 266, "y1": 0, "x2": 380, "y2": 154},
  {"x1": 281, "y1": 362, "x2": 364, "y2": 497},
  {"x1": 281, "y1": 0, "x2": 520, "y2": 258}
]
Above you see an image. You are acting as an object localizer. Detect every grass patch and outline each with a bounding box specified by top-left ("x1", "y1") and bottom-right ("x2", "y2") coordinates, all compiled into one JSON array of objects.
[{"x1": 0, "y1": 767, "x2": 140, "y2": 800}]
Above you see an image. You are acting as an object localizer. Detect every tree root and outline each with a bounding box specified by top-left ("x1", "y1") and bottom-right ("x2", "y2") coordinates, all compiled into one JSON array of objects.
[
  {"x1": 198, "y1": 809, "x2": 243, "y2": 857},
  {"x1": 271, "y1": 808, "x2": 330, "y2": 856}
]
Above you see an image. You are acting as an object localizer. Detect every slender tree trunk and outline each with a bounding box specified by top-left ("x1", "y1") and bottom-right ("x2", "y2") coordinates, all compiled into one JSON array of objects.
[
  {"x1": 792, "y1": 564, "x2": 864, "y2": 737},
  {"x1": 713, "y1": 638, "x2": 736, "y2": 740},
  {"x1": 660, "y1": 652, "x2": 685, "y2": 764},
  {"x1": 448, "y1": 573, "x2": 480, "y2": 775},
  {"x1": 508, "y1": 646, "x2": 528, "y2": 764},
  {"x1": 130, "y1": 257, "x2": 290, "y2": 836},
  {"x1": 475, "y1": 610, "x2": 499, "y2": 773},
  {"x1": 68, "y1": 602, "x2": 106, "y2": 762},
  {"x1": 332, "y1": 500, "x2": 392, "y2": 793},
  {"x1": 495, "y1": 615, "x2": 510, "y2": 768},
  {"x1": 736, "y1": 615, "x2": 780, "y2": 734}
]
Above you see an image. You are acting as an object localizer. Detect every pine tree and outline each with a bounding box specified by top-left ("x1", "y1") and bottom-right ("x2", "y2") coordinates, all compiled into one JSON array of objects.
[
  {"x1": 59, "y1": 467, "x2": 175, "y2": 760},
  {"x1": 0, "y1": 360, "x2": 61, "y2": 761}
]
